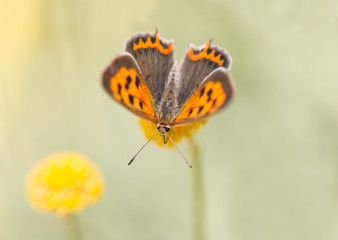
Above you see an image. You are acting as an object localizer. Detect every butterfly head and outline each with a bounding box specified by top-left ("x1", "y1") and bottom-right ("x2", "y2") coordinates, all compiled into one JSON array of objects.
[{"x1": 157, "y1": 122, "x2": 171, "y2": 136}]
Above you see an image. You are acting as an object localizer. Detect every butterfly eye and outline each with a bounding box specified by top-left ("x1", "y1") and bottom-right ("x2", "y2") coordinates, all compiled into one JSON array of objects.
[{"x1": 164, "y1": 127, "x2": 170, "y2": 132}]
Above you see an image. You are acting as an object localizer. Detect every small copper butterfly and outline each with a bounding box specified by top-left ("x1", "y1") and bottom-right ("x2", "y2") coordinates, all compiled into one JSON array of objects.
[{"x1": 102, "y1": 30, "x2": 235, "y2": 167}]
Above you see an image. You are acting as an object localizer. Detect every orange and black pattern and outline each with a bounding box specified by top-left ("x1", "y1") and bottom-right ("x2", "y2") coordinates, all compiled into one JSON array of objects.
[
  {"x1": 130, "y1": 32, "x2": 173, "y2": 55},
  {"x1": 174, "y1": 81, "x2": 226, "y2": 124},
  {"x1": 104, "y1": 66, "x2": 156, "y2": 121},
  {"x1": 187, "y1": 40, "x2": 231, "y2": 69}
]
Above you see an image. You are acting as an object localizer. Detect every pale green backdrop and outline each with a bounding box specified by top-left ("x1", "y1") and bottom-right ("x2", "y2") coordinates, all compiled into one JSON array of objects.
[{"x1": 1, "y1": 0, "x2": 338, "y2": 239}]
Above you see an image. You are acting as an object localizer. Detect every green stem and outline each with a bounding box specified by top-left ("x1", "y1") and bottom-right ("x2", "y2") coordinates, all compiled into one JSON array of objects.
[
  {"x1": 62, "y1": 214, "x2": 81, "y2": 240},
  {"x1": 189, "y1": 137, "x2": 207, "y2": 240}
]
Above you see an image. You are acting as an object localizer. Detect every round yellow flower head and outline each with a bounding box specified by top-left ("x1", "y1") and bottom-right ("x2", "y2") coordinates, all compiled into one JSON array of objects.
[
  {"x1": 139, "y1": 118, "x2": 208, "y2": 148},
  {"x1": 25, "y1": 152, "x2": 104, "y2": 217}
]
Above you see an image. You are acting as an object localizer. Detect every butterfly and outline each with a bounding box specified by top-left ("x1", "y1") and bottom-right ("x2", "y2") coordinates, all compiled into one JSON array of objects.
[{"x1": 102, "y1": 30, "x2": 235, "y2": 167}]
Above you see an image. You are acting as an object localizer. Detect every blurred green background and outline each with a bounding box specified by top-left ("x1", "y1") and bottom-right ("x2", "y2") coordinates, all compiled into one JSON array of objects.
[{"x1": 1, "y1": 0, "x2": 338, "y2": 239}]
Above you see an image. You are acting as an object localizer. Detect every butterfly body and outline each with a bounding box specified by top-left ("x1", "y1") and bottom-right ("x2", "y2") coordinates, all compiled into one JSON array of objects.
[
  {"x1": 102, "y1": 30, "x2": 235, "y2": 140},
  {"x1": 157, "y1": 65, "x2": 179, "y2": 125}
]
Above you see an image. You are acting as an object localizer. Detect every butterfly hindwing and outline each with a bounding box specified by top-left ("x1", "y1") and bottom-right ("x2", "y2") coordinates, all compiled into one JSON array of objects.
[
  {"x1": 124, "y1": 31, "x2": 176, "y2": 109},
  {"x1": 173, "y1": 67, "x2": 235, "y2": 126},
  {"x1": 102, "y1": 53, "x2": 156, "y2": 122}
]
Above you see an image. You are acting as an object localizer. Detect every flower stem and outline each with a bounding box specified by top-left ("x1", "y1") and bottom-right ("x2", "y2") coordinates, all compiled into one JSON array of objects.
[
  {"x1": 63, "y1": 214, "x2": 81, "y2": 240},
  {"x1": 189, "y1": 137, "x2": 207, "y2": 240}
]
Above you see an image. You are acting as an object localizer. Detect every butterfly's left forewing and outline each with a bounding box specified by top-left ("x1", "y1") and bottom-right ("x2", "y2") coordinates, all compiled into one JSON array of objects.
[
  {"x1": 173, "y1": 68, "x2": 234, "y2": 126},
  {"x1": 102, "y1": 53, "x2": 157, "y2": 122}
]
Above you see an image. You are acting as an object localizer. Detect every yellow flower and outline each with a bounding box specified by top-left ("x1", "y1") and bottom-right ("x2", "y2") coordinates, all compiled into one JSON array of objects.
[
  {"x1": 139, "y1": 118, "x2": 208, "y2": 148},
  {"x1": 25, "y1": 152, "x2": 104, "y2": 217}
]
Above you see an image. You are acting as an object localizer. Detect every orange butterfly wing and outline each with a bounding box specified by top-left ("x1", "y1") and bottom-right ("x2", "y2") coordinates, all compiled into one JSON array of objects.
[
  {"x1": 173, "y1": 68, "x2": 234, "y2": 126},
  {"x1": 102, "y1": 53, "x2": 157, "y2": 122}
]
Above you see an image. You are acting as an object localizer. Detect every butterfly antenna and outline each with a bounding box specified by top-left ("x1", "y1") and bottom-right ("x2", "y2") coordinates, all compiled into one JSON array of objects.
[
  {"x1": 128, "y1": 130, "x2": 159, "y2": 166},
  {"x1": 167, "y1": 134, "x2": 192, "y2": 168}
]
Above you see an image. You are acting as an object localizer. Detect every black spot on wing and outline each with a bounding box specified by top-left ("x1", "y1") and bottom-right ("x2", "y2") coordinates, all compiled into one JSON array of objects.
[
  {"x1": 188, "y1": 109, "x2": 193, "y2": 117},
  {"x1": 139, "y1": 101, "x2": 143, "y2": 110},
  {"x1": 128, "y1": 94, "x2": 134, "y2": 105},
  {"x1": 118, "y1": 83, "x2": 122, "y2": 95},
  {"x1": 126, "y1": 76, "x2": 132, "y2": 84},
  {"x1": 125, "y1": 75, "x2": 132, "y2": 90},
  {"x1": 206, "y1": 48, "x2": 212, "y2": 54},
  {"x1": 200, "y1": 87, "x2": 205, "y2": 97},
  {"x1": 207, "y1": 89, "x2": 213, "y2": 101},
  {"x1": 207, "y1": 89, "x2": 213, "y2": 96},
  {"x1": 198, "y1": 106, "x2": 204, "y2": 114},
  {"x1": 135, "y1": 75, "x2": 141, "y2": 89},
  {"x1": 212, "y1": 99, "x2": 217, "y2": 107}
]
